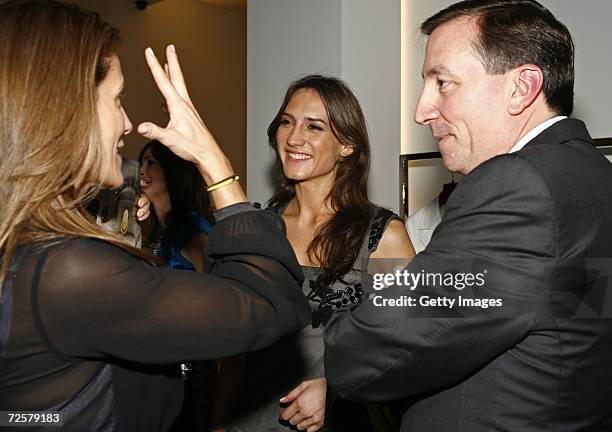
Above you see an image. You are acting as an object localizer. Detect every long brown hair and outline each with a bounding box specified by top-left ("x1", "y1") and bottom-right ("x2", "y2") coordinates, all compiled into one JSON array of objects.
[
  {"x1": 0, "y1": 0, "x2": 137, "y2": 290},
  {"x1": 267, "y1": 75, "x2": 374, "y2": 284}
]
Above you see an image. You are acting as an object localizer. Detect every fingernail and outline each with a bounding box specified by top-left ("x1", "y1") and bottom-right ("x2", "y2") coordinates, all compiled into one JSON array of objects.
[
  {"x1": 145, "y1": 47, "x2": 154, "y2": 57},
  {"x1": 170, "y1": 44, "x2": 176, "y2": 53},
  {"x1": 138, "y1": 124, "x2": 150, "y2": 135},
  {"x1": 279, "y1": 397, "x2": 286, "y2": 402}
]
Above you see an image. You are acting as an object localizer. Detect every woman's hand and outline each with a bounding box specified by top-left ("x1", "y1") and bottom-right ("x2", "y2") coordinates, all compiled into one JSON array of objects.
[
  {"x1": 137, "y1": 45, "x2": 220, "y2": 172},
  {"x1": 138, "y1": 45, "x2": 245, "y2": 208},
  {"x1": 279, "y1": 378, "x2": 326, "y2": 432},
  {"x1": 135, "y1": 194, "x2": 151, "y2": 222}
]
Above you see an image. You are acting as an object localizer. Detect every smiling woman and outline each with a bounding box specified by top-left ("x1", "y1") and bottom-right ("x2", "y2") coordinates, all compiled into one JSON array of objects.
[
  {"x1": 137, "y1": 139, "x2": 213, "y2": 270},
  {"x1": 218, "y1": 75, "x2": 415, "y2": 432},
  {"x1": 275, "y1": 88, "x2": 354, "y2": 184}
]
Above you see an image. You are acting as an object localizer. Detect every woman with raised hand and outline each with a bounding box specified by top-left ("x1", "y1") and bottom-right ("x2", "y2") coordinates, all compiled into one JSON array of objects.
[{"x1": 0, "y1": 1, "x2": 309, "y2": 430}]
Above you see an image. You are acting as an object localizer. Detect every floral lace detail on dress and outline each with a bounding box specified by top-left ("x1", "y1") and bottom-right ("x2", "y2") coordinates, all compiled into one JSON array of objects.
[
  {"x1": 307, "y1": 275, "x2": 364, "y2": 328},
  {"x1": 268, "y1": 204, "x2": 396, "y2": 329},
  {"x1": 307, "y1": 208, "x2": 396, "y2": 328}
]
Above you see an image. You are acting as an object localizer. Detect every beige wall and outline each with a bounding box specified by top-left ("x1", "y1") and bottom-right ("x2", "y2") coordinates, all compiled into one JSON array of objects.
[{"x1": 69, "y1": 0, "x2": 247, "y2": 186}]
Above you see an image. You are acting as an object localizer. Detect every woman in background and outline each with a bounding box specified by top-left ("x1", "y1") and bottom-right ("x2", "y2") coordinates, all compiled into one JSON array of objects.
[
  {"x1": 0, "y1": 1, "x2": 309, "y2": 430},
  {"x1": 139, "y1": 140, "x2": 217, "y2": 431},
  {"x1": 139, "y1": 139, "x2": 213, "y2": 270},
  {"x1": 219, "y1": 75, "x2": 415, "y2": 432}
]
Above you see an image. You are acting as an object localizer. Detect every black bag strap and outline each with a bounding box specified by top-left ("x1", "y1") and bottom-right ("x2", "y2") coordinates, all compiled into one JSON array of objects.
[{"x1": 0, "y1": 248, "x2": 27, "y2": 355}]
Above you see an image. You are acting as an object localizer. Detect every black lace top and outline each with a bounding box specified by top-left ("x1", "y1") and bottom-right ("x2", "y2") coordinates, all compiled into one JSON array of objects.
[{"x1": 305, "y1": 207, "x2": 395, "y2": 328}]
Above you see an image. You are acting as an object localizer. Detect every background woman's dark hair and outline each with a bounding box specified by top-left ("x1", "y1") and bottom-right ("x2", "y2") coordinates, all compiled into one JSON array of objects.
[
  {"x1": 267, "y1": 75, "x2": 374, "y2": 284},
  {"x1": 421, "y1": 0, "x2": 574, "y2": 116},
  {"x1": 138, "y1": 140, "x2": 213, "y2": 236}
]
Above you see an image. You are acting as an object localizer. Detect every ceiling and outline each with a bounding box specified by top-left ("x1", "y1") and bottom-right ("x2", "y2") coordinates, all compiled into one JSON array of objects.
[{"x1": 195, "y1": 0, "x2": 246, "y2": 13}]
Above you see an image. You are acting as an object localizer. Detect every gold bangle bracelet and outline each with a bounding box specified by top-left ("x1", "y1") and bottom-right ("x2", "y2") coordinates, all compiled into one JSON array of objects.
[{"x1": 206, "y1": 174, "x2": 240, "y2": 192}]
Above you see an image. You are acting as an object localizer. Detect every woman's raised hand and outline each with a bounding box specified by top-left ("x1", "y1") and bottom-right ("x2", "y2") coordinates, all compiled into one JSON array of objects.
[{"x1": 138, "y1": 45, "x2": 245, "y2": 208}]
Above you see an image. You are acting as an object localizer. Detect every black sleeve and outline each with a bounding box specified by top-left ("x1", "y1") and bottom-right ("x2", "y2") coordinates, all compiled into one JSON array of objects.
[
  {"x1": 324, "y1": 155, "x2": 556, "y2": 402},
  {"x1": 34, "y1": 209, "x2": 311, "y2": 363}
]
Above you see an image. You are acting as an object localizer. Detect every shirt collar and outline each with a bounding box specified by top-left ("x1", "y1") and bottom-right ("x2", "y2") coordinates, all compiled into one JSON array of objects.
[
  {"x1": 509, "y1": 116, "x2": 567, "y2": 153},
  {"x1": 418, "y1": 197, "x2": 443, "y2": 230}
]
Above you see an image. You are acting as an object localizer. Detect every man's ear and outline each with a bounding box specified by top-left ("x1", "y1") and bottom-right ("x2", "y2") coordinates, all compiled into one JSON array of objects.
[
  {"x1": 508, "y1": 65, "x2": 544, "y2": 115},
  {"x1": 340, "y1": 144, "x2": 354, "y2": 157}
]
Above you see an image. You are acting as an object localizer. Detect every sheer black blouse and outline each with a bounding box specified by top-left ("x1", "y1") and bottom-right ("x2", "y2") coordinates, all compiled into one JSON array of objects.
[{"x1": 0, "y1": 205, "x2": 310, "y2": 431}]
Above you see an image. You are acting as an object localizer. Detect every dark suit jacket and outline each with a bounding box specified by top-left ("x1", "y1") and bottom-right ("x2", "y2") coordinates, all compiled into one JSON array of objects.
[{"x1": 324, "y1": 119, "x2": 612, "y2": 431}]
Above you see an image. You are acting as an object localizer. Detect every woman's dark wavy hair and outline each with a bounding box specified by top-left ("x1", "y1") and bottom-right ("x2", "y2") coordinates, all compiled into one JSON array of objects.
[
  {"x1": 267, "y1": 75, "x2": 374, "y2": 284},
  {"x1": 138, "y1": 140, "x2": 213, "y2": 236}
]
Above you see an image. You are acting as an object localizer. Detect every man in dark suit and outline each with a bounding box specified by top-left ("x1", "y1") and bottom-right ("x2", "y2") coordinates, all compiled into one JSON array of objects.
[{"x1": 324, "y1": 1, "x2": 612, "y2": 430}]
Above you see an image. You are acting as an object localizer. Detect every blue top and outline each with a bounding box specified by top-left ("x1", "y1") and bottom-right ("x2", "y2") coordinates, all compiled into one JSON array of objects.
[{"x1": 159, "y1": 211, "x2": 213, "y2": 271}]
